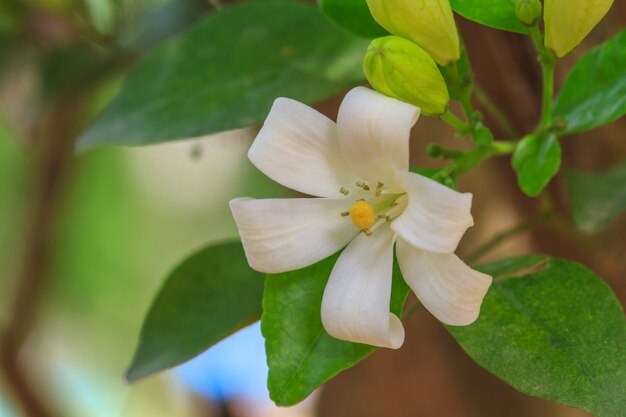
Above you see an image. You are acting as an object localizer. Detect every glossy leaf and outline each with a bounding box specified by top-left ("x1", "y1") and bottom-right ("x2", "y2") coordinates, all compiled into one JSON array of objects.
[
  {"x1": 566, "y1": 161, "x2": 626, "y2": 233},
  {"x1": 449, "y1": 258, "x2": 626, "y2": 417},
  {"x1": 449, "y1": 0, "x2": 529, "y2": 34},
  {"x1": 126, "y1": 241, "x2": 264, "y2": 382},
  {"x1": 512, "y1": 133, "x2": 561, "y2": 197},
  {"x1": 78, "y1": 0, "x2": 368, "y2": 150},
  {"x1": 262, "y1": 253, "x2": 410, "y2": 406},
  {"x1": 318, "y1": 0, "x2": 387, "y2": 38},
  {"x1": 554, "y1": 29, "x2": 626, "y2": 134}
]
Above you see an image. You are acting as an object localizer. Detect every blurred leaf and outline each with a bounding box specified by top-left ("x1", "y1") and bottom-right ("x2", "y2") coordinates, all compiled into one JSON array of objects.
[
  {"x1": 449, "y1": 258, "x2": 626, "y2": 417},
  {"x1": 78, "y1": 0, "x2": 368, "y2": 150},
  {"x1": 554, "y1": 29, "x2": 626, "y2": 134},
  {"x1": 512, "y1": 133, "x2": 561, "y2": 197},
  {"x1": 318, "y1": 0, "x2": 387, "y2": 38},
  {"x1": 449, "y1": 0, "x2": 529, "y2": 34},
  {"x1": 126, "y1": 241, "x2": 264, "y2": 382},
  {"x1": 123, "y1": 0, "x2": 209, "y2": 51},
  {"x1": 262, "y1": 254, "x2": 410, "y2": 406},
  {"x1": 566, "y1": 162, "x2": 626, "y2": 233}
]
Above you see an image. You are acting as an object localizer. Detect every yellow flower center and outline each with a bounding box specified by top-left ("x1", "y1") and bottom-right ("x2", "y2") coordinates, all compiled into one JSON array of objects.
[{"x1": 349, "y1": 200, "x2": 376, "y2": 230}]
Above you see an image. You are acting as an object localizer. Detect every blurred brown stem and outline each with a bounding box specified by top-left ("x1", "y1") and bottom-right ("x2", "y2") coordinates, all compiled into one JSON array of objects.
[{"x1": 0, "y1": 51, "x2": 129, "y2": 416}]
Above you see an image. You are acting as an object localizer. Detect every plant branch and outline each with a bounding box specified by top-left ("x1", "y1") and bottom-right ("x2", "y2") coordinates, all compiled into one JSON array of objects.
[
  {"x1": 529, "y1": 25, "x2": 557, "y2": 129},
  {"x1": 441, "y1": 110, "x2": 471, "y2": 133},
  {"x1": 0, "y1": 54, "x2": 129, "y2": 417},
  {"x1": 433, "y1": 140, "x2": 518, "y2": 181}
]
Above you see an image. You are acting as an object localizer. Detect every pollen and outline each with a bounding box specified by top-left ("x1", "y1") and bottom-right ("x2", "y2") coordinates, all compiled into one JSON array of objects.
[{"x1": 349, "y1": 200, "x2": 376, "y2": 230}]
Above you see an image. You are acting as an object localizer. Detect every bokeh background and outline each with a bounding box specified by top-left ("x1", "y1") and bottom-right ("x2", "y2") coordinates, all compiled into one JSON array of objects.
[{"x1": 1, "y1": 0, "x2": 625, "y2": 416}]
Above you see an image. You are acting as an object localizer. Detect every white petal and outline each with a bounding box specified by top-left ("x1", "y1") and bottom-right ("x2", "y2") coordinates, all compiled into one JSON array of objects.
[
  {"x1": 249, "y1": 98, "x2": 358, "y2": 198},
  {"x1": 391, "y1": 171, "x2": 473, "y2": 254},
  {"x1": 321, "y1": 225, "x2": 404, "y2": 349},
  {"x1": 230, "y1": 197, "x2": 356, "y2": 273},
  {"x1": 337, "y1": 87, "x2": 420, "y2": 183},
  {"x1": 396, "y1": 238, "x2": 492, "y2": 326}
]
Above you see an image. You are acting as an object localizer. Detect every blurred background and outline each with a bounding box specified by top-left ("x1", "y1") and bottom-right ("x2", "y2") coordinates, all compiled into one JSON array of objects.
[{"x1": 0, "y1": 0, "x2": 625, "y2": 416}]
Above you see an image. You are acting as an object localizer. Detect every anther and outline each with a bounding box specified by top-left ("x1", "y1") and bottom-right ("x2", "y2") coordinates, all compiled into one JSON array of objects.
[
  {"x1": 340, "y1": 187, "x2": 350, "y2": 195},
  {"x1": 356, "y1": 180, "x2": 370, "y2": 191},
  {"x1": 340, "y1": 211, "x2": 350, "y2": 217},
  {"x1": 362, "y1": 228, "x2": 373, "y2": 236}
]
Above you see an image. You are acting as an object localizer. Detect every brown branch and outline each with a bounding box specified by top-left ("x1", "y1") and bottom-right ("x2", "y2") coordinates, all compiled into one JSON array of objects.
[{"x1": 0, "y1": 91, "x2": 86, "y2": 417}]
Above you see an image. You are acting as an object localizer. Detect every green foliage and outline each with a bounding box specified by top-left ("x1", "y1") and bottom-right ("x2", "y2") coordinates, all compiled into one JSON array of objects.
[
  {"x1": 449, "y1": 258, "x2": 626, "y2": 417},
  {"x1": 78, "y1": 0, "x2": 368, "y2": 150},
  {"x1": 126, "y1": 241, "x2": 264, "y2": 382},
  {"x1": 318, "y1": 0, "x2": 387, "y2": 38},
  {"x1": 566, "y1": 161, "x2": 626, "y2": 233},
  {"x1": 449, "y1": 0, "x2": 529, "y2": 34},
  {"x1": 512, "y1": 133, "x2": 561, "y2": 197},
  {"x1": 262, "y1": 254, "x2": 410, "y2": 406},
  {"x1": 553, "y1": 29, "x2": 626, "y2": 134}
]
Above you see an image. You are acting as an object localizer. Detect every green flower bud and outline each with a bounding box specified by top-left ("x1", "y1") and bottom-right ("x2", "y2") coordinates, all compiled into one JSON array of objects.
[
  {"x1": 364, "y1": 36, "x2": 449, "y2": 116},
  {"x1": 544, "y1": 0, "x2": 614, "y2": 57},
  {"x1": 366, "y1": 0, "x2": 460, "y2": 66},
  {"x1": 515, "y1": 0, "x2": 542, "y2": 26}
]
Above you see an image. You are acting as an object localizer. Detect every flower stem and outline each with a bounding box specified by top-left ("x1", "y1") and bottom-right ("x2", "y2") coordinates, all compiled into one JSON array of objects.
[
  {"x1": 433, "y1": 140, "x2": 519, "y2": 181},
  {"x1": 529, "y1": 25, "x2": 557, "y2": 130},
  {"x1": 441, "y1": 110, "x2": 470, "y2": 133}
]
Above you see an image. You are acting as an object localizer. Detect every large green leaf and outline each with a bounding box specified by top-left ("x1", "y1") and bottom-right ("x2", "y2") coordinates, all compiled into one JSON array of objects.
[
  {"x1": 126, "y1": 241, "x2": 264, "y2": 382},
  {"x1": 318, "y1": 0, "x2": 387, "y2": 38},
  {"x1": 450, "y1": 0, "x2": 529, "y2": 34},
  {"x1": 512, "y1": 132, "x2": 561, "y2": 197},
  {"x1": 554, "y1": 29, "x2": 626, "y2": 134},
  {"x1": 566, "y1": 161, "x2": 626, "y2": 233},
  {"x1": 262, "y1": 253, "x2": 410, "y2": 406},
  {"x1": 449, "y1": 258, "x2": 626, "y2": 417},
  {"x1": 78, "y1": 0, "x2": 368, "y2": 150}
]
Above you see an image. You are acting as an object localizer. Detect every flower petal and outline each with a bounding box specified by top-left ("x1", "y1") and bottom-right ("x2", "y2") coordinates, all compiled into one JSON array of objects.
[
  {"x1": 337, "y1": 87, "x2": 420, "y2": 183},
  {"x1": 396, "y1": 238, "x2": 492, "y2": 326},
  {"x1": 391, "y1": 171, "x2": 473, "y2": 254},
  {"x1": 248, "y1": 98, "x2": 357, "y2": 198},
  {"x1": 321, "y1": 225, "x2": 404, "y2": 349},
  {"x1": 230, "y1": 197, "x2": 357, "y2": 273}
]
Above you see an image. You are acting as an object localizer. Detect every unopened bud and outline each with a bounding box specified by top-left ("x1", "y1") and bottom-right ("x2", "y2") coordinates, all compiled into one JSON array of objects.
[
  {"x1": 515, "y1": 0, "x2": 542, "y2": 26},
  {"x1": 364, "y1": 36, "x2": 450, "y2": 116},
  {"x1": 366, "y1": 0, "x2": 460, "y2": 66},
  {"x1": 544, "y1": 0, "x2": 614, "y2": 57}
]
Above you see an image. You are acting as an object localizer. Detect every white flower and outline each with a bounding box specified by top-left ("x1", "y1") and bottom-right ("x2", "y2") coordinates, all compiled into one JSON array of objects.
[{"x1": 230, "y1": 87, "x2": 492, "y2": 349}]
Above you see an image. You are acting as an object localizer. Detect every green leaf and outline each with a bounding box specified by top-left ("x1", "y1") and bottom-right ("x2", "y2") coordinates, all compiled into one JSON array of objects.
[
  {"x1": 566, "y1": 161, "x2": 626, "y2": 233},
  {"x1": 450, "y1": 0, "x2": 529, "y2": 34},
  {"x1": 78, "y1": 0, "x2": 368, "y2": 150},
  {"x1": 262, "y1": 254, "x2": 410, "y2": 406},
  {"x1": 126, "y1": 241, "x2": 264, "y2": 382},
  {"x1": 318, "y1": 0, "x2": 387, "y2": 38},
  {"x1": 554, "y1": 29, "x2": 626, "y2": 134},
  {"x1": 512, "y1": 133, "x2": 561, "y2": 197},
  {"x1": 449, "y1": 258, "x2": 626, "y2": 417}
]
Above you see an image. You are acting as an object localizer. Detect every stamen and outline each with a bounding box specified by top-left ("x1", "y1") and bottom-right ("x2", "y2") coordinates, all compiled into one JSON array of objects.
[
  {"x1": 362, "y1": 228, "x2": 373, "y2": 236},
  {"x1": 340, "y1": 187, "x2": 350, "y2": 195},
  {"x1": 375, "y1": 182, "x2": 384, "y2": 197},
  {"x1": 355, "y1": 180, "x2": 370, "y2": 191},
  {"x1": 340, "y1": 211, "x2": 350, "y2": 217}
]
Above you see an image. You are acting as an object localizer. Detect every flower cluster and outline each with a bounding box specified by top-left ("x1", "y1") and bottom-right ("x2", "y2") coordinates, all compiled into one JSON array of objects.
[{"x1": 230, "y1": 87, "x2": 491, "y2": 349}]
